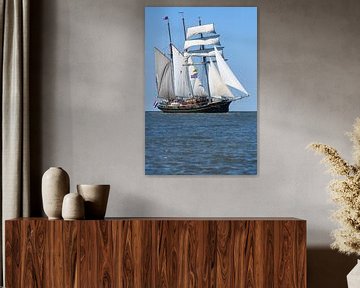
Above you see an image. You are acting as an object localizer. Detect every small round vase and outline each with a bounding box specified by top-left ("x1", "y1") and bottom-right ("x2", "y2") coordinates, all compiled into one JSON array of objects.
[
  {"x1": 42, "y1": 167, "x2": 70, "y2": 219},
  {"x1": 77, "y1": 184, "x2": 110, "y2": 219},
  {"x1": 62, "y1": 192, "x2": 85, "y2": 220}
]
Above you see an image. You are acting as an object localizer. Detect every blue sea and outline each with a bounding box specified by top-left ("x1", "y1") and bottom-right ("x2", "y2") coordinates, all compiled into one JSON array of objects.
[{"x1": 145, "y1": 111, "x2": 257, "y2": 175}]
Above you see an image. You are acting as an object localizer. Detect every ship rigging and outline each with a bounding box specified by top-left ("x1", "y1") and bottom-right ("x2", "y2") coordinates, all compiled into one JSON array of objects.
[{"x1": 154, "y1": 14, "x2": 249, "y2": 113}]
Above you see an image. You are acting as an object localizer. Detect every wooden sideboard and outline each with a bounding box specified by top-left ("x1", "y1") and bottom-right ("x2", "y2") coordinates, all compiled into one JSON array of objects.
[{"x1": 5, "y1": 218, "x2": 306, "y2": 287}]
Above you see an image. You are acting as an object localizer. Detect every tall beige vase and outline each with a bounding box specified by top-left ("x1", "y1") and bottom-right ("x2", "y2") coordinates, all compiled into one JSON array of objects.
[
  {"x1": 77, "y1": 184, "x2": 110, "y2": 219},
  {"x1": 42, "y1": 167, "x2": 70, "y2": 219}
]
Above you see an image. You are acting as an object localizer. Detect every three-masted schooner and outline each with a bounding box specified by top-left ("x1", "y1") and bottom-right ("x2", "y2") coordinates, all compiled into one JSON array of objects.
[{"x1": 154, "y1": 15, "x2": 249, "y2": 113}]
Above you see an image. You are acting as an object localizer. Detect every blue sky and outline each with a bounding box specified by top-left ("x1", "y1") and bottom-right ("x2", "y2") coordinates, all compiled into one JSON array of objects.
[{"x1": 145, "y1": 7, "x2": 257, "y2": 111}]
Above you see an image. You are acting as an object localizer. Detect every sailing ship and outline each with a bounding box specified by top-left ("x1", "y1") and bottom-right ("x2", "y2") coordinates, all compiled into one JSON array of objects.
[{"x1": 154, "y1": 15, "x2": 250, "y2": 113}]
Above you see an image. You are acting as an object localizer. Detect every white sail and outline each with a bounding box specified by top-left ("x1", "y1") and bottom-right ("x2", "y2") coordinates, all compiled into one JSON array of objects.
[
  {"x1": 154, "y1": 48, "x2": 174, "y2": 99},
  {"x1": 187, "y1": 47, "x2": 224, "y2": 54},
  {"x1": 208, "y1": 58, "x2": 233, "y2": 99},
  {"x1": 184, "y1": 36, "x2": 220, "y2": 50},
  {"x1": 172, "y1": 45, "x2": 192, "y2": 98},
  {"x1": 193, "y1": 77, "x2": 208, "y2": 97},
  {"x1": 187, "y1": 57, "x2": 208, "y2": 97},
  {"x1": 184, "y1": 50, "x2": 222, "y2": 58},
  {"x1": 214, "y1": 47, "x2": 249, "y2": 95},
  {"x1": 186, "y1": 23, "x2": 215, "y2": 39},
  {"x1": 187, "y1": 57, "x2": 196, "y2": 87}
]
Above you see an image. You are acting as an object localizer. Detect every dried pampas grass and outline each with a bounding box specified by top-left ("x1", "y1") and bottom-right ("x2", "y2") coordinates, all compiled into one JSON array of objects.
[{"x1": 308, "y1": 118, "x2": 360, "y2": 256}]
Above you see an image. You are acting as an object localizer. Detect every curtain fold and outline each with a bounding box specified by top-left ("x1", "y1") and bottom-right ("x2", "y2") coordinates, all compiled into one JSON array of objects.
[{"x1": 0, "y1": 0, "x2": 30, "y2": 284}]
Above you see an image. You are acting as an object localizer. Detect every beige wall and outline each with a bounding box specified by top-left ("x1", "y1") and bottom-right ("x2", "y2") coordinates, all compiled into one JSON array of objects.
[{"x1": 30, "y1": 0, "x2": 360, "y2": 254}]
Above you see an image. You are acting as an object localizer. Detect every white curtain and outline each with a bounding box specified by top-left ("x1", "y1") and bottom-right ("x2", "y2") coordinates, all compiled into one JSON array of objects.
[{"x1": 0, "y1": 0, "x2": 30, "y2": 284}]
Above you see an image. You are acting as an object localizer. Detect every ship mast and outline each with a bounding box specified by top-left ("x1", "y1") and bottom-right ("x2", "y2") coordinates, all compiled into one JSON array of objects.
[
  {"x1": 164, "y1": 16, "x2": 173, "y2": 60},
  {"x1": 179, "y1": 12, "x2": 186, "y2": 42},
  {"x1": 198, "y1": 17, "x2": 211, "y2": 103},
  {"x1": 179, "y1": 12, "x2": 194, "y2": 98}
]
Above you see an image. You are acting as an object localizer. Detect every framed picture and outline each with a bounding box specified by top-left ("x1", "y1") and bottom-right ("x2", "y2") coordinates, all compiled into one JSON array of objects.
[{"x1": 145, "y1": 7, "x2": 257, "y2": 175}]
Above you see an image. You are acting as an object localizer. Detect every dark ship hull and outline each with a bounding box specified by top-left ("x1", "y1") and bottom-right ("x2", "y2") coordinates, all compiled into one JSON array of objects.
[{"x1": 158, "y1": 99, "x2": 232, "y2": 113}]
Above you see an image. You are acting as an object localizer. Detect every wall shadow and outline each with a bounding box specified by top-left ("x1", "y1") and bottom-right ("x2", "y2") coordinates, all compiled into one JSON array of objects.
[{"x1": 308, "y1": 248, "x2": 357, "y2": 288}]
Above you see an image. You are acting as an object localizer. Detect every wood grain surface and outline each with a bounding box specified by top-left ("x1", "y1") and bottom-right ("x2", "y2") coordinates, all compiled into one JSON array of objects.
[{"x1": 5, "y1": 218, "x2": 306, "y2": 287}]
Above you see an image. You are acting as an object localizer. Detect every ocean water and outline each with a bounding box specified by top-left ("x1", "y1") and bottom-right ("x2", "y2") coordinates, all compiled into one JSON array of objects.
[{"x1": 145, "y1": 111, "x2": 257, "y2": 175}]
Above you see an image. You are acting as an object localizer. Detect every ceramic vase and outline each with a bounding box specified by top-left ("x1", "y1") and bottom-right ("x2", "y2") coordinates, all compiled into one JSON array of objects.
[
  {"x1": 347, "y1": 259, "x2": 360, "y2": 288},
  {"x1": 77, "y1": 184, "x2": 110, "y2": 219},
  {"x1": 42, "y1": 167, "x2": 70, "y2": 219},
  {"x1": 62, "y1": 192, "x2": 85, "y2": 220}
]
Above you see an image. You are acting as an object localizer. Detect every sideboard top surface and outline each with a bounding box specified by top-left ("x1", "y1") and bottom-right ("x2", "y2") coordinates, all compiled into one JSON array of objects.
[{"x1": 6, "y1": 217, "x2": 306, "y2": 222}]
